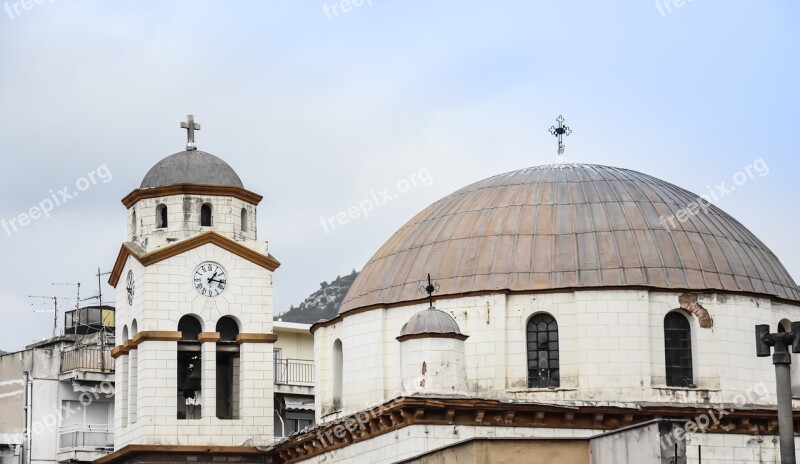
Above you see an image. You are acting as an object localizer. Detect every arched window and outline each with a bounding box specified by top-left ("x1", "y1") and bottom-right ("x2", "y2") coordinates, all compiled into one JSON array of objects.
[
  {"x1": 664, "y1": 312, "x2": 693, "y2": 388},
  {"x1": 241, "y1": 208, "x2": 248, "y2": 232},
  {"x1": 129, "y1": 319, "x2": 138, "y2": 423},
  {"x1": 131, "y1": 210, "x2": 137, "y2": 236},
  {"x1": 200, "y1": 203, "x2": 212, "y2": 227},
  {"x1": 333, "y1": 339, "x2": 343, "y2": 410},
  {"x1": 527, "y1": 313, "x2": 559, "y2": 388},
  {"x1": 177, "y1": 315, "x2": 203, "y2": 419},
  {"x1": 216, "y1": 316, "x2": 240, "y2": 419},
  {"x1": 156, "y1": 204, "x2": 168, "y2": 229}
]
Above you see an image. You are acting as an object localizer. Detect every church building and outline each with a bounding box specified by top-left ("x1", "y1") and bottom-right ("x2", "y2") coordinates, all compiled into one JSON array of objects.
[{"x1": 98, "y1": 116, "x2": 800, "y2": 464}]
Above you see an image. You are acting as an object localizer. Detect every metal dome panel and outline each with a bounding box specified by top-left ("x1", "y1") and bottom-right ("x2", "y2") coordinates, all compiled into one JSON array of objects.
[{"x1": 341, "y1": 164, "x2": 800, "y2": 314}]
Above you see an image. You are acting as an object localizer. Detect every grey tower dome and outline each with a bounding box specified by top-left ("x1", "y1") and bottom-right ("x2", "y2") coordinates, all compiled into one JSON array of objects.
[
  {"x1": 400, "y1": 307, "x2": 464, "y2": 338},
  {"x1": 140, "y1": 151, "x2": 244, "y2": 189}
]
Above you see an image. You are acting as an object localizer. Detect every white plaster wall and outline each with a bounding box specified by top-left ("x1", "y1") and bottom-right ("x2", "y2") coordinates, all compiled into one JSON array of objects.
[
  {"x1": 685, "y1": 432, "x2": 800, "y2": 463},
  {"x1": 273, "y1": 327, "x2": 314, "y2": 361},
  {"x1": 315, "y1": 289, "x2": 800, "y2": 423},
  {"x1": 128, "y1": 194, "x2": 257, "y2": 251},
  {"x1": 295, "y1": 424, "x2": 600, "y2": 464},
  {"x1": 400, "y1": 337, "x2": 467, "y2": 394}
]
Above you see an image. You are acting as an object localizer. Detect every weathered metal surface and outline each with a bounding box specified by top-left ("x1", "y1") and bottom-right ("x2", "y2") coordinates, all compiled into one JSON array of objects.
[
  {"x1": 400, "y1": 307, "x2": 463, "y2": 337},
  {"x1": 341, "y1": 164, "x2": 800, "y2": 314},
  {"x1": 140, "y1": 151, "x2": 244, "y2": 189}
]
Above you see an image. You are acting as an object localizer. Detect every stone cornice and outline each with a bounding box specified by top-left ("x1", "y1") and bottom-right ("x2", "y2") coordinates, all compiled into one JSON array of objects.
[
  {"x1": 121, "y1": 183, "x2": 263, "y2": 208},
  {"x1": 236, "y1": 333, "x2": 278, "y2": 344},
  {"x1": 109, "y1": 231, "x2": 281, "y2": 286},
  {"x1": 396, "y1": 332, "x2": 469, "y2": 342},
  {"x1": 111, "y1": 331, "x2": 183, "y2": 358},
  {"x1": 198, "y1": 332, "x2": 221, "y2": 343},
  {"x1": 265, "y1": 396, "x2": 800, "y2": 463}
]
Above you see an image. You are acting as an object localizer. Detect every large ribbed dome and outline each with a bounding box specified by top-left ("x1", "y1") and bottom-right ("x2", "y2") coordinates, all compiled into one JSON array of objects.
[
  {"x1": 140, "y1": 151, "x2": 244, "y2": 189},
  {"x1": 340, "y1": 164, "x2": 800, "y2": 314}
]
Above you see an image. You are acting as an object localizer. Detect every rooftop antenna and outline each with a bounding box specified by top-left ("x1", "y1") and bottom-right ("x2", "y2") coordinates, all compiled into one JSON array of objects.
[
  {"x1": 548, "y1": 115, "x2": 572, "y2": 163},
  {"x1": 52, "y1": 282, "x2": 80, "y2": 310},
  {"x1": 29, "y1": 295, "x2": 59, "y2": 338},
  {"x1": 81, "y1": 268, "x2": 111, "y2": 306}
]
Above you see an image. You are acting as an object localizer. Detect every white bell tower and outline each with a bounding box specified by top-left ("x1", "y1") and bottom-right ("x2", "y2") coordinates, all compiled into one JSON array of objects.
[{"x1": 109, "y1": 116, "x2": 279, "y2": 449}]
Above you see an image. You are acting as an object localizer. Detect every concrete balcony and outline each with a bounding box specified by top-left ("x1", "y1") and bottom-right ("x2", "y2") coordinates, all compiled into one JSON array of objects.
[
  {"x1": 274, "y1": 359, "x2": 314, "y2": 396},
  {"x1": 59, "y1": 346, "x2": 114, "y2": 383},
  {"x1": 57, "y1": 423, "x2": 113, "y2": 463}
]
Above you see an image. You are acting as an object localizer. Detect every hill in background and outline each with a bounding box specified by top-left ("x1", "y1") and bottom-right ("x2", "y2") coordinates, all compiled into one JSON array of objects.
[{"x1": 277, "y1": 270, "x2": 358, "y2": 324}]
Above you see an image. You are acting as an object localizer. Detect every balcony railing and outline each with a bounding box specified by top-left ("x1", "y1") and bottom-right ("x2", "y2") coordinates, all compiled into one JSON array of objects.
[
  {"x1": 58, "y1": 424, "x2": 113, "y2": 452},
  {"x1": 274, "y1": 359, "x2": 314, "y2": 385},
  {"x1": 60, "y1": 346, "x2": 114, "y2": 374}
]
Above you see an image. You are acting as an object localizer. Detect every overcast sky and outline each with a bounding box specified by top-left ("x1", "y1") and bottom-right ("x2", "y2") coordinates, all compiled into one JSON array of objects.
[{"x1": 0, "y1": 1, "x2": 798, "y2": 351}]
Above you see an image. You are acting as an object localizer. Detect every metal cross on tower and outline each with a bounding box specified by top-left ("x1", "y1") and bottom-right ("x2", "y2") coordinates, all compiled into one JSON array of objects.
[
  {"x1": 180, "y1": 114, "x2": 201, "y2": 151},
  {"x1": 549, "y1": 115, "x2": 572, "y2": 156},
  {"x1": 419, "y1": 273, "x2": 440, "y2": 307}
]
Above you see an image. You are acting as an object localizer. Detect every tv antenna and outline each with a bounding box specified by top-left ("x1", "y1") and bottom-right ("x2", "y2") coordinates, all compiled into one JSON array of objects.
[
  {"x1": 29, "y1": 295, "x2": 59, "y2": 338},
  {"x1": 81, "y1": 268, "x2": 112, "y2": 306},
  {"x1": 52, "y1": 282, "x2": 80, "y2": 310}
]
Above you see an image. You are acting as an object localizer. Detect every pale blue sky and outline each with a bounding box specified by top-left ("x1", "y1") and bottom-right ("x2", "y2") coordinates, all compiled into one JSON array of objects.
[{"x1": 0, "y1": 1, "x2": 797, "y2": 350}]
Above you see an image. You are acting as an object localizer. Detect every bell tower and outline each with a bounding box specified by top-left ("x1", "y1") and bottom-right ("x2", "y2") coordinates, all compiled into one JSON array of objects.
[{"x1": 108, "y1": 116, "x2": 280, "y2": 450}]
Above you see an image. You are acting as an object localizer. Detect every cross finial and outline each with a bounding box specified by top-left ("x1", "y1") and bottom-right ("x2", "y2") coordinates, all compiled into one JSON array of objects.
[
  {"x1": 180, "y1": 115, "x2": 201, "y2": 151},
  {"x1": 418, "y1": 273, "x2": 440, "y2": 307},
  {"x1": 548, "y1": 115, "x2": 572, "y2": 157}
]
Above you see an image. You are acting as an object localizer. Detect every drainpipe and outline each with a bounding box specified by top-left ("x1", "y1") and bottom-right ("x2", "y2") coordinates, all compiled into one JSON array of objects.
[{"x1": 21, "y1": 371, "x2": 30, "y2": 464}]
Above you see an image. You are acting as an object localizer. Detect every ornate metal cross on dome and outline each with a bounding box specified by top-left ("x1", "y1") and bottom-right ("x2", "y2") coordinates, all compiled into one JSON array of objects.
[
  {"x1": 419, "y1": 273, "x2": 440, "y2": 307},
  {"x1": 180, "y1": 114, "x2": 201, "y2": 151},
  {"x1": 549, "y1": 115, "x2": 572, "y2": 156}
]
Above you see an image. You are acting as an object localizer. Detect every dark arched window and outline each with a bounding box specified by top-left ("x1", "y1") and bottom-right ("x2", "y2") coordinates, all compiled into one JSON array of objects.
[
  {"x1": 241, "y1": 208, "x2": 248, "y2": 232},
  {"x1": 177, "y1": 315, "x2": 202, "y2": 419},
  {"x1": 132, "y1": 210, "x2": 137, "y2": 235},
  {"x1": 664, "y1": 312, "x2": 693, "y2": 387},
  {"x1": 527, "y1": 313, "x2": 559, "y2": 388},
  {"x1": 200, "y1": 203, "x2": 212, "y2": 227},
  {"x1": 216, "y1": 316, "x2": 240, "y2": 419},
  {"x1": 156, "y1": 204, "x2": 168, "y2": 228}
]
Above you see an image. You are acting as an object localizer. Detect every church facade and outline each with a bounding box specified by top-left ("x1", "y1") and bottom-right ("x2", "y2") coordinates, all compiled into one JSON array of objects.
[
  {"x1": 274, "y1": 164, "x2": 800, "y2": 463},
  {"x1": 96, "y1": 119, "x2": 800, "y2": 463}
]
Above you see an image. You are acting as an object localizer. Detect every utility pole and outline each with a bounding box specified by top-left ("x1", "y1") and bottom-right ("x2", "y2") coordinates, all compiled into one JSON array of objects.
[
  {"x1": 756, "y1": 322, "x2": 800, "y2": 464},
  {"x1": 29, "y1": 296, "x2": 58, "y2": 338}
]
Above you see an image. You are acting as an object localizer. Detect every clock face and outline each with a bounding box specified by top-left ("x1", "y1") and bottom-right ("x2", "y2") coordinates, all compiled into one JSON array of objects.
[
  {"x1": 126, "y1": 270, "x2": 135, "y2": 306},
  {"x1": 193, "y1": 262, "x2": 227, "y2": 298}
]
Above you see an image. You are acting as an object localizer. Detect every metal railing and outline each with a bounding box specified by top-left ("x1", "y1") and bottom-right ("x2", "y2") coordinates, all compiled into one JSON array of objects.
[
  {"x1": 60, "y1": 346, "x2": 114, "y2": 374},
  {"x1": 58, "y1": 424, "x2": 113, "y2": 452},
  {"x1": 274, "y1": 359, "x2": 314, "y2": 385}
]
